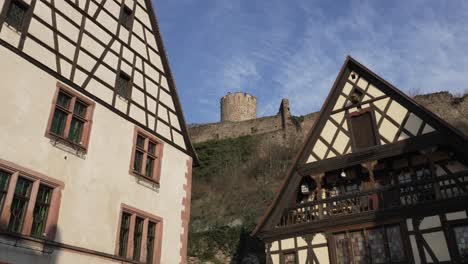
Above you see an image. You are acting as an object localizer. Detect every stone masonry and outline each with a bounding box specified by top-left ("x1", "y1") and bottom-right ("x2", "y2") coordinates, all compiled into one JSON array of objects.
[
  {"x1": 221, "y1": 92, "x2": 257, "y2": 122},
  {"x1": 189, "y1": 92, "x2": 468, "y2": 145}
]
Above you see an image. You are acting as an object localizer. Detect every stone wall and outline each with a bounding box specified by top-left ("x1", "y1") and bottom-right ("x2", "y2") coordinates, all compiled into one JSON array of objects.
[{"x1": 189, "y1": 92, "x2": 468, "y2": 145}]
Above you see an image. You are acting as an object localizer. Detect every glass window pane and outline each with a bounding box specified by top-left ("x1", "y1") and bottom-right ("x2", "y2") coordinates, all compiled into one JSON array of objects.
[
  {"x1": 73, "y1": 101, "x2": 87, "y2": 118},
  {"x1": 145, "y1": 157, "x2": 154, "y2": 178},
  {"x1": 8, "y1": 177, "x2": 32, "y2": 233},
  {"x1": 31, "y1": 185, "x2": 52, "y2": 237},
  {"x1": 136, "y1": 135, "x2": 145, "y2": 149},
  {"x1": 367, "y1": 228, "x2": 387, "y2": 263},
  {"x1": 117, "y1": 74, "x2": 130, "y2": 98},
  {"x1": 148, "y1": 142, "x2": 156, "y2": 155},
  {"x1": 386, "y1": 225, "x2": 405, "y2": 262},
  {"x1": 5, "y1": 1, "x2": 28, "y2": 31},
  {"x1": 56, "y1": 92, "x2": 71, "y2": 109},
  {"x1": 68, "y1": 118, "x2": 84, "y2": 144},
  {"x1": 133, "y1": 217, "x2": 144, "y2": 261},
  {"x1": 350, "y1": 231, "x2": 367, "y2": 263},
  {"x1": 454, "y1": 225, "x2": 468, "y2": 260},
  {"x1": 118, "y1": 213, "x2": 131, "y2": 257},
  {"x1": 133, "y1": 151, "x2": 144, "y2": 174},
  {"x1": 0, "y1": 170, "x2": 11, "y2": 215},
  {"x1": 284, "y1": 253, "x2": 296, "y2": 264},
  {"x1": 120, "y1": 6, "x2": 132, "y2": 29},
  {"x1": 334, "y1": 233, "x2": 351, "y2": 264},
  {"x1": 146, "y1": 222, "x2": 156, "y2": 264},
  {"x1": 50, "y1": 109, "x2": 68, "y2": 136}
]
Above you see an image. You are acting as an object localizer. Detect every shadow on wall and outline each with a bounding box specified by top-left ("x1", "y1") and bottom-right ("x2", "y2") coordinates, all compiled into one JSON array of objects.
[
  {"x1": 231, "y1": 228, "x2": 265, "y2": 264},
  {"x1": 0, "y1": 227, "x2": 61, "y2": 264}
]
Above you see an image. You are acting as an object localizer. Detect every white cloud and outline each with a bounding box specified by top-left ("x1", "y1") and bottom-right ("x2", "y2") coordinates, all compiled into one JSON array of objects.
[{"x1": 156, "y1": 0, "x2": 468, "y2": 123}]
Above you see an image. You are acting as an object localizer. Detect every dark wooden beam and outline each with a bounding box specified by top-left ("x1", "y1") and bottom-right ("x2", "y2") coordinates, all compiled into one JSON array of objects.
[{"x1": 297, "y1": 132, "x2": 445, "y2": 176}]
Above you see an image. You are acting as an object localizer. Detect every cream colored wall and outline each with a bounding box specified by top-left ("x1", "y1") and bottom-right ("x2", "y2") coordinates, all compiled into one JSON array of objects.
[
  {"x1": 306, "y1": 71, "x2": 436, "y2": 164},
  {"x1": 268, "y1": 233, "x2": 329, "y2": 264},
  {"x1": 0, "y1": 0, "x2": 186, "y2": 150},
  {"x1": 0, "y1": 45, "x2": 190, "y2": 263},
  {"x1": 406, "y1": 213, "x2": 463, "y2": 263}
]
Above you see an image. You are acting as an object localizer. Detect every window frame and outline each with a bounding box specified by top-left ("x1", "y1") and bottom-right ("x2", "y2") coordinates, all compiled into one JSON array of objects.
[
  {"x1": 1, "y1": 0, "x2": 31, "y2": 32},
  {"x1": 329, "y1": 222, "x2": 410, "y2": 264},
  {"x1": 347, "y1": 107, "x2": 380, "y2": 152},
  {"x1": 0, "y1": 158, "x2": 63, "y2": 240},
  {"x1": 129, "y1": 127, "x2": 164, "y2": 184},
  {"x1": 45, "y1": 83, "x2": 95, "y2": 153},
  {"x1": 115, "y1": 71, "x2": 132, "y2": 100},
  {"x1": 119, "y1": 5, "x2": 134, "y2": 30},
  {"x1": 282, "y1": 250, "x2": 298, "y2": 264},
  {"x1": 114, "y1": 204, "x2": 163, "y2": 264}
]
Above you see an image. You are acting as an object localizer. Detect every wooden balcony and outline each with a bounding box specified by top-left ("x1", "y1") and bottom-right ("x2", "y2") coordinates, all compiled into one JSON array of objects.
[{"x1": 279, "y1": 170, "x2": 468, "y2": 227}]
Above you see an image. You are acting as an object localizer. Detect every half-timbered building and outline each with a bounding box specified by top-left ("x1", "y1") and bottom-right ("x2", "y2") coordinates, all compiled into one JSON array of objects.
[
  {"x1": 0, "y1": 0, "x2": 197, "y2": 263},
  {"x1": 253, "y1": 57, "x2": 468, "y2": 264}
]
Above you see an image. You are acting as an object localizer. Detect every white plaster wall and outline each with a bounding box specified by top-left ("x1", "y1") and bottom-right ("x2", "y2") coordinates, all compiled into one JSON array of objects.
[{"x1": 0, "y1": 45, "x2": 190, "y2": 263}]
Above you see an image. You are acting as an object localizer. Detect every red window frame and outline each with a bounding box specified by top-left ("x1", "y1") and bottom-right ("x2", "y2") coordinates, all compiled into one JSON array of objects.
[
  {"x1": 0, "y1": 158, "x2": 63, "y2": 240},
  {"x1": 129, "y1": 127, "x2": 164, "y2": 184},
  {"x1": 45, "y1": 83, "x2": 95, "y2": 153},
  {"x1": 114, "y1": 204, "x2": 163, "y2": 264}
]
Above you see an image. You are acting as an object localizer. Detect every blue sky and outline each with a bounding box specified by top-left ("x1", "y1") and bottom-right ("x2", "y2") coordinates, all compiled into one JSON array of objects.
[{"x1": 153, "y1": 0, "x2": 468, "y2": 124}]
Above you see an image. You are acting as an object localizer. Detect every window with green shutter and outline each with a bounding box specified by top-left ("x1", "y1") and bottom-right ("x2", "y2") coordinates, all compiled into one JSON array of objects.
[
  {"x1": 0, "y1": 170, "x2": 11, "y2": 216},
  {"x1": 8, "y1": 177, "x2": 32, "y2": 233},
  {"x1": 116, "y1": 207, "x2": 162, "y2": 263},
  {"x1": 31, "y1": 185, "x2": 53, "y2": 237},
  {"x1": 118, "y1": 212, "x2": 131, "y2": 257},
  {"x1": 131, "y1": 128, "x2": 163, "y2": 184},
  {"x1": 132, "y1": 217, "x2": 144, "y2": 261},
  {"x1": 146, "y1": 221, "x2": 156, "y2": 264},
  {"x1": 47, "y1": 85, "x2": 95, "y2": 152}
]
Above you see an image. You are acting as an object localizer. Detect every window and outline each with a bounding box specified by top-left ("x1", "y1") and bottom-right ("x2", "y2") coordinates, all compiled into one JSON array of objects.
[
  {"x1": 116, "y1": 204, "x2": 163, "y2": 264},
  {"x1": 116, "y1": 72, "x2": 132, "y2": 99},
  {"x1": 283, "y1": 252, "x2": 297, "y2": 264},
  {"x1": 4, "y1": 0, "x2": 29, "y2": 31},
  {"x1": 31, "y1": 185, "x2": 53, "y2": 237},
  {"x1": 120, "y1": 5, "x2": 133, "y2": 30},
  {"x1": 454, "y1": 225, "x2": 468, "y2": 261},
  {"x1": 46, "y1": 84, "x2": 95, "y2": 152},
  {"x1": 333, "y1": 225, "x2": 406, "y2": 264},
  {"x1": 130, "y1": 127, "x2": 163, "y2": 184},
  {"x1": 0, "y1": 160, "x2": 63, "y2": 240},
  {"x1": 348, "y1": 109, "x2": 378, "y2": 150},
  {"x1": 0, "y1": 170, "x2": 10, "y2": 215},
  {"x1": 8, "y1": 177, "x2": 32, "y2": 233},
  {"x1": 118, "y1": 212, "x2": 131, "y2": 257}
]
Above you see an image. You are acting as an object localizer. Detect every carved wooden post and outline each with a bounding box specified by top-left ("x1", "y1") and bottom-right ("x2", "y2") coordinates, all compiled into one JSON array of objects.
[
  {"x1": 421, "y1": 148, "x2": 442, "y2": 200},
  {"x1": 314, "y1": 173, "x2": 325, "y2": 219},
  {"x1": 362, "y1": 161, "x2": 378, "y2": 209}
]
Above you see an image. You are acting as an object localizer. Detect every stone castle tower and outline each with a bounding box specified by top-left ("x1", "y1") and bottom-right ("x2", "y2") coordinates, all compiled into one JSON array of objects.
[{"x1": 221, "y1": 92, "x2": 257, "y2": 122}]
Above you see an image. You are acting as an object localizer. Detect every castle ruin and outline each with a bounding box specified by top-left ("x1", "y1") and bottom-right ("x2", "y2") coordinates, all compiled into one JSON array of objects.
[{"x1": 221, "y1": 92, "x2": 257, "y2": 122}]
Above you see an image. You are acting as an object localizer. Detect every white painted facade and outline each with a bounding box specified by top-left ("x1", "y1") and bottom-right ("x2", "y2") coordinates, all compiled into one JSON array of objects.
[{"x1": 0, "y1": 0, "x2": 195, "y2": 263}]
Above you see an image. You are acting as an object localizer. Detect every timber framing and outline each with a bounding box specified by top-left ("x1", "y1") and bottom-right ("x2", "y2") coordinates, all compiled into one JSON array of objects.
[
  {"x1": 0, "y1": 0, "x2": 199, "y2": 165},
  {"x1": 253, "y1": 56, "x2": 468, "y2": 237}
]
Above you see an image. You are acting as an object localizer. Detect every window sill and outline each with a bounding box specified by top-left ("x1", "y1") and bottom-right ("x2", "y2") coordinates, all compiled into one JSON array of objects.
[
  {"x1": 130, "y1": 171, "x2": 160, "y2": 187},
  {"x1": 4, "y1": 23, "x2": 22, "y2": 34},
  {"x1": 46, "y1": 133, "x2": 88, "y2": 157},
  {"x1": 117, "y1": 94, "x2": 130, "y2": 102},
  {"x1": 0, "y1": 230, "x2": 54, "y2": 254}
]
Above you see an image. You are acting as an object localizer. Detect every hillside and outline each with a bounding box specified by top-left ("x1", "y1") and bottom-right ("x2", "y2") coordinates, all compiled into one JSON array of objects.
[{"x1": 188, "y1": 92, "x2": 468, "y2": 263}]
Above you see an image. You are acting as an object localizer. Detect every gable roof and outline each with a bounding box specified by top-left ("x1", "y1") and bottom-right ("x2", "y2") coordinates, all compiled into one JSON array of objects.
[
  {"x1": 0, "y1": 0, "x2": 198, "y2": 165},
  {"x1": 252, "y1": 56, "x2": 468, "y2": 237},
  {"x1": 145, "y1": 0, "x2": 198, "y2": 165}
]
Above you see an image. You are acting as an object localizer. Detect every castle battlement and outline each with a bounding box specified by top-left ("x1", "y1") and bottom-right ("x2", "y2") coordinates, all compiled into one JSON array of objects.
[{"x1": 220, "y1": 92, "x2": 257, "y2": 122}]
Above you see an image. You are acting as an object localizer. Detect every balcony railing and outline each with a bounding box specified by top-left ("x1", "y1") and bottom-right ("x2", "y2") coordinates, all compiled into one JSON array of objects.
[{"x1": 279, "y1": 171, "x2": 468, "y2": 227}]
